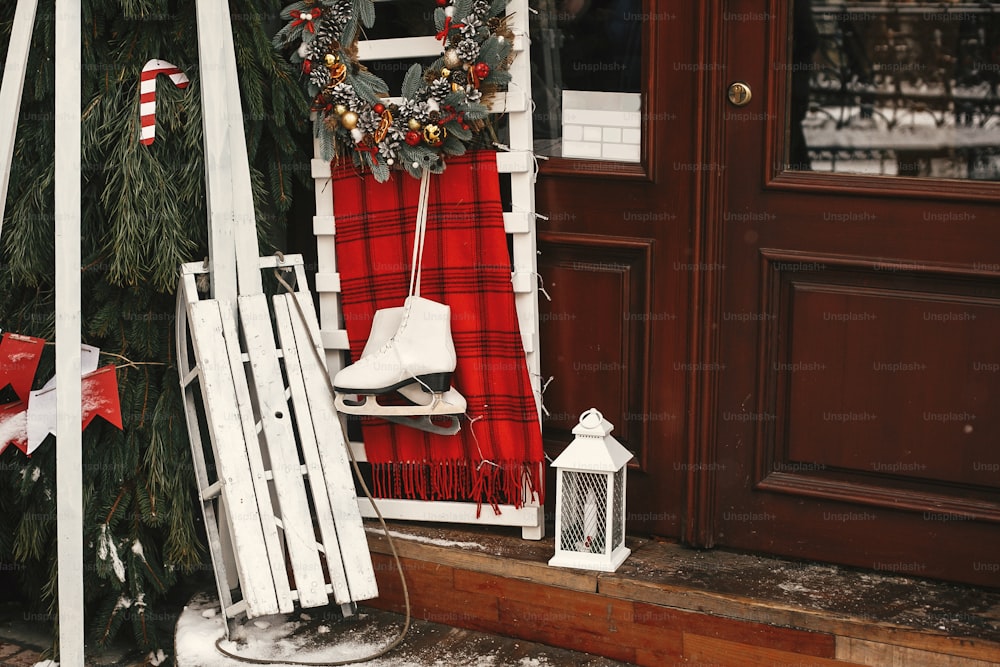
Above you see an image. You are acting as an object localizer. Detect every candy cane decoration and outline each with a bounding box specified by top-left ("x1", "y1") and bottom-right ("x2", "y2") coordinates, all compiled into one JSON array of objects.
[{"x1": 139, "y1": 59, "x2": 189, "y2": 145}]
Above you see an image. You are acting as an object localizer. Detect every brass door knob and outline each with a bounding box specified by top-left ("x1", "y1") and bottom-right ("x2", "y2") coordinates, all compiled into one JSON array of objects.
[{"x1": 727, "y1": 82, "x2": 752, "y2": 107}]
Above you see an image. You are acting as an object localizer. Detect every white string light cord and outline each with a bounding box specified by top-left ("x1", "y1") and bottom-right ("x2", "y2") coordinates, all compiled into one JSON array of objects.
[{"x1": 213, "y1": 267, "x2": 413, "y2": 666}]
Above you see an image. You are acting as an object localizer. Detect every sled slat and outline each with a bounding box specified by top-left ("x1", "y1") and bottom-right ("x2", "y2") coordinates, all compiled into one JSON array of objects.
[
  {"x1": 188, "y1": 300, "x2": 280, "y2": 617},
  {"x1": 216, "y1": 302, "x2": 294, "y2": 615},
  {"x1": 273, "y1": 294, "x2": 355, "y2": 605},
  {"x1": 239, "y1": 294, "x2": 329, "y2": 609},
  {"x1": 281, "y1": 291, "x2": 379, "y2": 603}
]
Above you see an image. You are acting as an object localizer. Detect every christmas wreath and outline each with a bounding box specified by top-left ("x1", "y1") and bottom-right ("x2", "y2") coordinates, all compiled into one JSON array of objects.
[{"x1": 275, "y1": 0, "x2": 515, "y2": 181}]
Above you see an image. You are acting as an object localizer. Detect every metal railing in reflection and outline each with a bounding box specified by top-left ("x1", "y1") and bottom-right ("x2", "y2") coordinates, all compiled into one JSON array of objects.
[{"x1": 795, "y1": 1, "x2": 1000, "y2": 179}]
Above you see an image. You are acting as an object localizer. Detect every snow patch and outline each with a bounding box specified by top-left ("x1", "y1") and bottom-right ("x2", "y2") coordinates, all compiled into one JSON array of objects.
[
  {"x1": 778, "y1": 582, "x2": 814, "y2": 594},
  {"x1": 97, "y1": 523, "x2": 126, "y2": 583},
  {"x1": 147, "y1": 649, "x2": 167, "y2": 665},
  {"x1": 131, "y1": 539, "x2": 145, "y2": 559},
  {"x1": 365, "y1": 527, "x2": 487, "y2": 551},
  {"x1": 0, "y1": 410, "x2": 27, "y2": 452},
  {"x1": 176, "y1": 594, "x2": 567, "y2": 667}
]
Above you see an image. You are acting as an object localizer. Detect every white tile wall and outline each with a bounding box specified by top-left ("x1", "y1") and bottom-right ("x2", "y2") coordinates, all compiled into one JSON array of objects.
[{"x1": 561, "y1": 90, "x2": 641, "y2": 163}]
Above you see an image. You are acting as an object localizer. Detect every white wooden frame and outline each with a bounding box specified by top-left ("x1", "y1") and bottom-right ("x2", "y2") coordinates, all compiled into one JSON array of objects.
[{"x1": 313, "y1": 0, "x2": 545, "y2": 539}]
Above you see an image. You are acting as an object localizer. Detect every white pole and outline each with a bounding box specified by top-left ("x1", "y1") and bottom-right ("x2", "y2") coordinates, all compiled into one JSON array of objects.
[{"x1": 55, "y1": 0, "x2": 84, "y2": 664}]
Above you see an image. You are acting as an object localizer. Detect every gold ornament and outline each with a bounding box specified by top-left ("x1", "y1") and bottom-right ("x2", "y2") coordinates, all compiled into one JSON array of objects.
[
  {"x1": 324, "y1": 53, "x2": 338, "y2": 68},
  {"x1": 334, "y1": 104, "x2": 347, "y2": 116},
  {"x1": 407, "y1": 118, "x2": 422, "y2": 131},
  {"x1": 440, "y1": 67, "x2": 451, "y2": 78},
  {"x1": 423, "y1": 123, "x2": 446, "y2": 146},
  {"x1": 341, "y1": 111, "x2": 359, "y2": 130},
  {"x1": 443, "y1": 49, "x2": 461, "y2": 69}
]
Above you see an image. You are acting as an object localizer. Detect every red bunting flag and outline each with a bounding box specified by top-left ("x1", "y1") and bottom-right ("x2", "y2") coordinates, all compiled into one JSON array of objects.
[
  {"x1": 81, "y1": 365, "x2": 123, "y2": 431},
  {"x1": 0, "y1": 333, "x2": 123, "y2": 456},
  {"x1": 0, "y1": 333, "x2": 45, "y2": 401}
]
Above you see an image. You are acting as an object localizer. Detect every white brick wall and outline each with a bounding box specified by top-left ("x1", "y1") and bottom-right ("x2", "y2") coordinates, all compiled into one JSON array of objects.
[{"x1": 561, "y1": 90, "x2": 641, "y2": 163}]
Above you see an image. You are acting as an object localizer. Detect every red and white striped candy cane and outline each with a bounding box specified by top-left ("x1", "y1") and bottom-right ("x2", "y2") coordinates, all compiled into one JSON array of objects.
[{"x1": 139, "y1": 59, "x2": 189, "y2": 146}]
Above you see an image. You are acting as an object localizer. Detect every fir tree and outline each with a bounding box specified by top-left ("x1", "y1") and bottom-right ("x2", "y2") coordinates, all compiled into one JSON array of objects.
[{"x1": 0, "y1": 0, "x2": 311, "y2": 657}]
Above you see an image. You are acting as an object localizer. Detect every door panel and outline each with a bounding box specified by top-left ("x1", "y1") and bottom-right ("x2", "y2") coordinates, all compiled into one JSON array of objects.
[
  {"x1": 537, "y1": 233, "x2": 654, "y2": 468},
  {"x1": 536, "y1": 0, "x2": 701, "y2": 538},
  {"x1": 706, "y1": 0, "x2": 1000, "y2": 586}
]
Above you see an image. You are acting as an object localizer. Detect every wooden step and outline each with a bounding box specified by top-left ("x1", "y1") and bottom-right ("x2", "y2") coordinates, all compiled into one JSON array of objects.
[{"x1": 361, "y1": 521, "x2": 1000, "y2": 666}]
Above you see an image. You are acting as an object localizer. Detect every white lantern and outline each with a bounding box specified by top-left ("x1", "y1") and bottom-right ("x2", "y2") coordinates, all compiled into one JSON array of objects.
[{"x1": 548, "y1": 408, "x2": 634, "y2": 572}]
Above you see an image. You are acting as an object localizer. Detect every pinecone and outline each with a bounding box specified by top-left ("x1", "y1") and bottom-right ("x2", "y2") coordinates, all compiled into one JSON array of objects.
[
  {"x1": 399, "y1": 98, "x2": 430, "y2": 125},
  {"x1": 358, "y1": 108, "x2": 381, "y2": 135},
  {"x1": 309, "y1": 20, "x2": 340, "y2": 59},
  {"x1": 450, "y1": 70, "x2": 468, "y2": 87},
  {"x1": 466, "y1": 87, "x2": 483, "y2": 103},
  {"x1": 456, "y1": 39, "x2": 480, "y2": 62},
  {"x1": 429, "y1": 78, "x2": 451, "y2": 102},
  {"x1": 326, "y1": 0, "x2": 353, "y2": 27},
  {"x1": 473, "y1": 0, "x2": 490, "y2": 16},
  {"x1": 460, "y1": 17, "x2": 482, "y2": 40},
  {"x1": 327, "y1": 82, "x2": 358, "y2": 107},
  {"x1": 310, "y1": 66, "x2": 331, "y2": 89}
]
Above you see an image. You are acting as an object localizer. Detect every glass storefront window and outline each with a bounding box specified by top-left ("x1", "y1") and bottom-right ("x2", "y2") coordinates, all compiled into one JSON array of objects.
[
  {"x1": 788, "y1": 0, "x2": 1000, "y2": 180},
  {"x1": 530, "y1": 0, "x2": 643, "y2": 161}
]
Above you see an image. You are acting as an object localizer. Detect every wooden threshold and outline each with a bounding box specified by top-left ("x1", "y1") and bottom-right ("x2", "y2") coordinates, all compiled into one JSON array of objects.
[{"x1": 362, "y1": 520, "x2": 1000, "y2": 666}]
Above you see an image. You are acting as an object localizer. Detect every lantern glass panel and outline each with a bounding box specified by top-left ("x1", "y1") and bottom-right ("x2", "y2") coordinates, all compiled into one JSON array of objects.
[
  {"x1": 612, "y1": 467, "x2": 625, "y2": 547},
  {"x1": 559, "y1": 471, "x2": 608, "y2": 553}
]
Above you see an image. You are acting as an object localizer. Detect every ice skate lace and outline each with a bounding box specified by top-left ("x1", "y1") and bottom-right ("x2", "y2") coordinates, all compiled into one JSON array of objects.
[{"x1": 358, "y1": 169, "x2": 435, "y2": 390}]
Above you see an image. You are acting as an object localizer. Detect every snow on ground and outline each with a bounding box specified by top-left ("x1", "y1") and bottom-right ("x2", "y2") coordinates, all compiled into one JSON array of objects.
[
  {"x1": 364, "y1": 527, "x2": 487, "y2": 551},
  {"x1": 175, "y1": 594, "x2": 562, "y2": 667}
]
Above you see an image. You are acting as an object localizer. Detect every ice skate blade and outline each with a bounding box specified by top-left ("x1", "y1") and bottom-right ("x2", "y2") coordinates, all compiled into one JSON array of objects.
[
  {"x1": 334, "y1": 392, "x2": 465, "y2": 418},
  {"x1": 381, "y1": 414, "x2": 461, "y2": 436}
]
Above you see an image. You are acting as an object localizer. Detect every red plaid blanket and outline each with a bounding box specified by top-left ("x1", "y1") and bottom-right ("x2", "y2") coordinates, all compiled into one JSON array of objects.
[{"x1": 330, "y1": 151, "x2": 544, "y2": 510}]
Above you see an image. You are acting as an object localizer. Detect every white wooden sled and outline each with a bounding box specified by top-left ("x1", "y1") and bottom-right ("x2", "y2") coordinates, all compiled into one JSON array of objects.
[
  {"x1": 176, "y1": 1, "x2": 377, "y2": 625},
  {"x1": 312, "y1": 0, "x2": 545, "y2": 539}
]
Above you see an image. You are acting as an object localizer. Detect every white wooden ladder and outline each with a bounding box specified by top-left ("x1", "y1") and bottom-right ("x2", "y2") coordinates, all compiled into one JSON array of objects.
[{"x1": 312, "y1": 0, "x2": 545, "y2": 539}]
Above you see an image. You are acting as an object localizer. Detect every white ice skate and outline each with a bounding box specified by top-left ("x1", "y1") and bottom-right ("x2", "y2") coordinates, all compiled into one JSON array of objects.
[
  {"x1": 333, "y1": 169, "x2": 466, "y2": 435},
  {"x1": 334, "y1": 298, "x2": 467, "y2": 435}
]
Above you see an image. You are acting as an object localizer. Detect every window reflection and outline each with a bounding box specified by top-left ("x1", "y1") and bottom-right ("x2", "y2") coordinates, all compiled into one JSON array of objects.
[
  {"x1": 789, "y1": 1, "x2": 1000, "y2": 180},
  {"x1": 531, "y1": 0, "x2": 643, "y2": 158}
]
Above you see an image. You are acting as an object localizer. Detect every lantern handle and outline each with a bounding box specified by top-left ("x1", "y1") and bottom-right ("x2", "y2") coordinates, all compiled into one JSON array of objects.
[{"x1": 579, "y1": 408, "x2": 604, "y2": 428}]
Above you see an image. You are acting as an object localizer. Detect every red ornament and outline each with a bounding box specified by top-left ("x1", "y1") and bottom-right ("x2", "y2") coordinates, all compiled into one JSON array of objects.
[
  {"x1": 436, "y1": 0, "x2": 448, "y2": 5},
  {"x1": 302, "y1": 59, "x2": 312, "y2": 75},
  {"x1": 405, "y1": 130, "x2": 422, "y2": 146},
  {"x1": 373, "y1": 103, "x2": 385, "y2": 115},
  {"x1": 473, "y1": 62, "x2": 490, "y2": 80}
]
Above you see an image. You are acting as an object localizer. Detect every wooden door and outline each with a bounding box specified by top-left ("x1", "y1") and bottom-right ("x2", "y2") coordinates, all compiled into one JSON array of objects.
[
  {"x1": 535, "y1": 0, "x2": 701, "y2": 538},
  {"x1": 698, "y1": 0, "x2": 1000, "y2": 586}
]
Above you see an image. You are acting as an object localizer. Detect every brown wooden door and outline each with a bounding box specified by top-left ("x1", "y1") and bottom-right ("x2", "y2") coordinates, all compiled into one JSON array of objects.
[
  {"x1": 698, "y1": 0, "x2": 1000, "y2": 586},
  {"x1": 535, "y1": 1, "x2": 702, "y2": 539}
]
